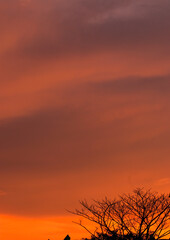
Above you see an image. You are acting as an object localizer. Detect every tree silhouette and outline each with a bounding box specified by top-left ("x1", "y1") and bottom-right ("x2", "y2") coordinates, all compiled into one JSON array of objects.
[
  {"x1": 72, "y1": 189, "x2": 170, "y2": 240},
  {"x1": 64, "y1": 235, "x2": 71, "y2": 240}
]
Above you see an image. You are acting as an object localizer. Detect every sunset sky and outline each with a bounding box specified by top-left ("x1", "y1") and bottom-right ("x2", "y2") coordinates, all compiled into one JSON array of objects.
[{"x1": 0, "y1": 0, "x2": 170, "y2": 239}]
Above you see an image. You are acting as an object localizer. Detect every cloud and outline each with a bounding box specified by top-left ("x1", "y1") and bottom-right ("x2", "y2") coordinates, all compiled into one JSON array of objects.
[
  {"x1": 0, "y1": 0, "x2": 170, "y2": 218},
  {"x1": 0, "y1": 74, "x2": 169, "y2": 176},
  {"x1": 88, "y1": 75, "x2": 170, "y2": 95},
  {"x1": 0, "y1": 78, "x2": 170, "y2": 215},
  {"x1": 1, "y1": 0, "x2": 170, "y2": 61},
  {"x1": 154, "y1": 178, "x2": 170, "y2": 186}
]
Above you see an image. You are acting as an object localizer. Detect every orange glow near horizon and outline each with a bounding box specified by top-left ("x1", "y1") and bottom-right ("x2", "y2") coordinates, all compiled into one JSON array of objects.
[{"x1": 0, "y1": 215, "x2": 90, "y2": 240}]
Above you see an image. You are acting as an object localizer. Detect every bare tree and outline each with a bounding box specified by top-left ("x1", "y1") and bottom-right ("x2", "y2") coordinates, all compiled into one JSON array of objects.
[{"x1": 71, "y1": 189, "x2": 170, "y2": 240}]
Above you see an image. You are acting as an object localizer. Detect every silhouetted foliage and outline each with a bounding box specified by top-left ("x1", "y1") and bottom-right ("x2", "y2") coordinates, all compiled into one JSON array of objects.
[
  {"x1": 64, "y1": 234, "x2": 71, "y2": 240},
  {"x1": 72, "y1": 189, "x2": 170, "y2": 240}
]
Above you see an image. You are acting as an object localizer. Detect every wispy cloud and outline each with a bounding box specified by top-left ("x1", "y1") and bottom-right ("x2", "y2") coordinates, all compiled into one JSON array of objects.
[{"x1": 155, "y1": 178, "x2": 170, "y2": 186}]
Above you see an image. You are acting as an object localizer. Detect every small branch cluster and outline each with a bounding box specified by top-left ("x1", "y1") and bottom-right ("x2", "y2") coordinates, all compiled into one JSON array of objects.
[{"x1": 71, "y1": 189, "x2": 170, "y2": 240}]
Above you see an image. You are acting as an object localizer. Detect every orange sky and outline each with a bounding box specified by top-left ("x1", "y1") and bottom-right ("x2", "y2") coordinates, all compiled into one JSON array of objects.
[{"x1": 0, "y1": 0, "x2": 170, "y2": 239}]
